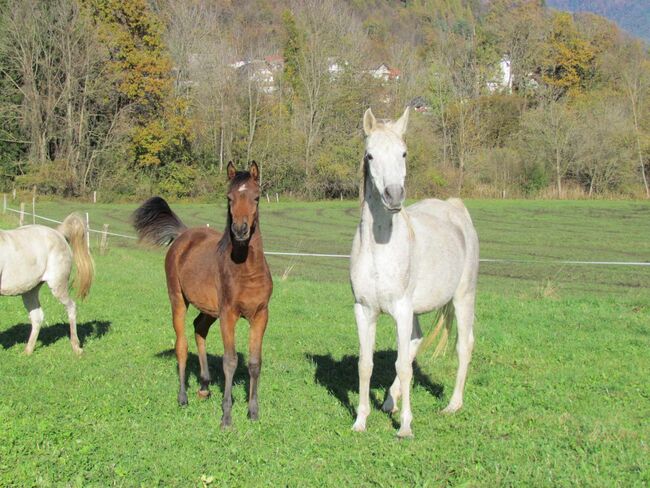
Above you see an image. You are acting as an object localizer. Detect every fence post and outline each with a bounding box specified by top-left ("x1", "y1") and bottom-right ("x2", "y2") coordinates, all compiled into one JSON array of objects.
[
  {"x1": 275, "y1": 192, "x2": 279, "y2": 203},
  {"x1": 32, "y1": 196, "x2": 36, "y2": 224},
  {"x1": 2, "y1": 194, "x2": 6, "y2": 214},
  {"x1": 19, "y1": 202, "x2": 25, "y2": 226},
  {"x1": 85, "y1": 212, "x2": 90, "y2": 251},
  {"x1": 93, "y1": 191, "x2": 97, "y2": 204},
  {"x1": 266, "y1": 193, "x2": 270, "y2": 203},
  {"x1": 100, "y1": 224, "x2": 109, "y2": 256},
  {"x1": 12, "y1": 188, "x2": 16, "y2": 200}
]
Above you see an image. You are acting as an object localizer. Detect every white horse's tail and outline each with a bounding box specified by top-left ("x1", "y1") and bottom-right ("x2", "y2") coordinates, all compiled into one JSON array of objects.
[
  {"x1": 57, "y1": 213, "x2": 95, "y2": 300},
  {"x1": 448, "y1": 198, "x2": 474, "y2": 224},
  {"x1": 420, "y1": 302, "x2": 455, "y2": 358}
]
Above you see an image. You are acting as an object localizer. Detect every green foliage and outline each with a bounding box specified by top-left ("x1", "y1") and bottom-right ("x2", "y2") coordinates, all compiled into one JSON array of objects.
[{"x1": 157, "y1": 162, "x2": 198, "y2": 198}]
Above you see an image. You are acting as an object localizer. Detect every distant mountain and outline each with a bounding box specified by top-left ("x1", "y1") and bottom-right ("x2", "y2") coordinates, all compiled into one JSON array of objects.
[{"x1": 546, "y1": 0, "x2": 650, "y2": 42}]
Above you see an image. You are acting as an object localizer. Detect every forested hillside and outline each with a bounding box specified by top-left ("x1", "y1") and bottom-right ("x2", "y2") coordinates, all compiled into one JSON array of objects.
[
  {"x1": 546, "y1": 0, "x2": 650, "y2": 42},
  {"x1": 1, "y1": 0, "x2": 649, "y2": 199}
]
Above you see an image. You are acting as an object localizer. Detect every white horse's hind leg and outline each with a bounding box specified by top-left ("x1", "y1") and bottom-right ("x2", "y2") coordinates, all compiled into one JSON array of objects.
[
  {"x1": 49, "y1": 279, "x2": 82, "y2": 355},
  {"x1": 352, "y1": 303, "x2": 377, "y2": 432},
  {"x1": 383, "y1": 315, "x2": 422, "y2": 414},
  {"x1": 443, "y1": 295, "x2": 475, "y2": 414},
  {"x1": 22, "y1": 286, "x2": 44, "y2": 355}
]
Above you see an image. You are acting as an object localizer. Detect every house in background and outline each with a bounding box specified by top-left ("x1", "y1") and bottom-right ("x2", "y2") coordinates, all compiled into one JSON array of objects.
[
  {"x1": 368, "y1": 63, "x2": 401, "y2": 81},
  {"x1": 487, "y1": 56, "x2": 513, "y2": 93}
]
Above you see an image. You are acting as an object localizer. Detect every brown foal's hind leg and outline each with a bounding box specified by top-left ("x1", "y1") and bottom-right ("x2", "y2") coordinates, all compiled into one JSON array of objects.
[
  {"x1": 194, "y1": 312, "x2": 216, "y2": 399},
  {"x1": 219, "y1": 308, "x2": 238, "y2": 428},
  {"x1": 247, "y1": 307, "x2": 269, "y2": 421},
  {"x1": 171, "y1": 295, "x2": 189, "y2": 406}
]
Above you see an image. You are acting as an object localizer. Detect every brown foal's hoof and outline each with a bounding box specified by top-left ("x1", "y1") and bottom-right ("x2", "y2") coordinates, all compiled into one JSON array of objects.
[{"x1": 197, "y1": 389, "x2": 211, "y2": 399}]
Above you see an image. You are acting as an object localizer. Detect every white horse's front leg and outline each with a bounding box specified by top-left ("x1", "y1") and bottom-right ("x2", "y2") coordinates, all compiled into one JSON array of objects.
[
  {"x1": 393, "y1": 300, "x2": 415, "y2": 438},
  {"x1": 383, "y1": 315, "x2": 422, "y2": 414},
  {"x1": 352, "y1": 302, "x2": 377, "y2": 432}
]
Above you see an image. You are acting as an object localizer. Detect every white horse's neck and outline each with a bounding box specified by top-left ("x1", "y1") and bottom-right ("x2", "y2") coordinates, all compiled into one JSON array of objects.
[{"x1": 360, "y1": 178, "x2": 407, "y2": 247}]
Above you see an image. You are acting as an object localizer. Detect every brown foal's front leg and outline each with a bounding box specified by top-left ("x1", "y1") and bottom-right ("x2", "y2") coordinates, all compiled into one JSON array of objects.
[
  {"x1": 247, "y1": 307, "x2": 269, "y2": 421},
  {"x1": 219, "y1": 308, "x2": 238, "y2": 428}
]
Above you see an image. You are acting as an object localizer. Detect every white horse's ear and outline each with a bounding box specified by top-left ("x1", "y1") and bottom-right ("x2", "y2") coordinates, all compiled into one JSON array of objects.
[
  {"x1": 363, "y1": 108, "x2": 376, "y2": 136},
  {"x1": 392, "y1": 106, "x2": 410, "y2": 137}
]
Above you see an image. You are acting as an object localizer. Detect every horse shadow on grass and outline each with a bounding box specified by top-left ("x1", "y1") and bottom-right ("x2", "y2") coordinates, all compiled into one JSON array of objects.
[
  {"x1": 0, "y1": 320, "x2": 111, "y2": 350},
  {"x1": 155, "y1": 349, "x2": 249, "y2": 402},
  {"x1": 306, "y1": 350, "x2": 444, "y2": 428}
]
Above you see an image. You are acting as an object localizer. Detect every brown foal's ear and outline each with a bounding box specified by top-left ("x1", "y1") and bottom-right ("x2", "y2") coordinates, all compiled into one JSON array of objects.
[
  {"x1": 249, "y1": 161, "x2": 260, "y2": 182},
  {"x1": 227, "y1": 161, "x2": 237, "y2": 180}
]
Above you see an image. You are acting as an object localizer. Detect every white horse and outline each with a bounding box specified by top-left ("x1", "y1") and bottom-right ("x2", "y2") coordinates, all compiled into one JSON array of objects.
[
  {"x1": 350, "y1": 107, "x2": 479, "y2": 438},
  {"x1": 0, "y1": 214, "x2": 94, "y2": 354}
]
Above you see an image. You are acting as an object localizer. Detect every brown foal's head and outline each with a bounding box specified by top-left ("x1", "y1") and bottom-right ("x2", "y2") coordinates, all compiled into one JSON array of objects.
[{"x1": 226, "y1": 161, "x2": 261, "y2": 242}]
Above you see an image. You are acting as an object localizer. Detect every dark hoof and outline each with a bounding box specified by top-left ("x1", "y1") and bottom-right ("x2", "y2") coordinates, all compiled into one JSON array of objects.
[
  {"x1": 220, "y1": 417, "x2": 232, "y2": 430},
  {"x1": 197, "y1": 389, "x2": 211, "y2": 399},
  {"x1": 381, "y1": 395, "x2": 395, "y2": 413},
  {"x1": 178, "y1": 393, "x2": 188, "y2": 406},
  {"x1": 247, "y1": 410, "x2": 259, "y2": 421}
]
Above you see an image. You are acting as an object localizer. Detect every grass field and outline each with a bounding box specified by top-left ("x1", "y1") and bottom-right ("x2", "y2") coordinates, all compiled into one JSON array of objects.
[{"x1": 0, "y1": 199, "x2": 649, "y2": 486}]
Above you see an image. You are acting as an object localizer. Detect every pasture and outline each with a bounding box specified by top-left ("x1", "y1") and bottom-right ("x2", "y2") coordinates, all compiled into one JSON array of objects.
[{"x1": 0, "y1": 199, "x2": 648, "y2": 486}]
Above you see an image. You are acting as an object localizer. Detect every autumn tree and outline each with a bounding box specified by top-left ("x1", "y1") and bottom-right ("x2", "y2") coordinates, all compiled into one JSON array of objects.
[{"x1": 88, "y1": 0, "x2": 191, "y2": 169}]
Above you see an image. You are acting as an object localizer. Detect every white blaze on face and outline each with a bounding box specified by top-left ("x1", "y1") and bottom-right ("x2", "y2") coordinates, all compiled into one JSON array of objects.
[{"x1": 238, "y1": 184, "x2": 248, "y2": 192}]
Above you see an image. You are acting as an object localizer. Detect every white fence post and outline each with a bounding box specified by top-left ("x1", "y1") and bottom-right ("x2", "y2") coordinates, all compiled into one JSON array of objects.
[
  {"x1": 93, "y1": 191, "x2": 97, "y2": 204},
  {"x1": 19, "y1": 202, "x2": 25, "y2": 226},
  {"x1": 275, "y1": 193, "x2": 279, "y2": 203},
  {"x1": 32, "y1": 196, "x2": 36, "y2": 224}
]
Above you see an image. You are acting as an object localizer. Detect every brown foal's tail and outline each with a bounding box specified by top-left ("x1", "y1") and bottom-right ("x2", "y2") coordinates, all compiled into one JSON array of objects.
[
  {"x1": 58, "y1": 212, "x2": 95, "y2": 300},
  {"x1": 131, "y1": 196, "x2": 188, "y2": 247}
]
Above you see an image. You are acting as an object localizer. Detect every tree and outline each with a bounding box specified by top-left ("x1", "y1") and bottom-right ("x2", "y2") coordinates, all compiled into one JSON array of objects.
[
  {"x1": 603, "y1": 39, "x2": 650, "y2": 198},
  {"x1": 541, "y1": 12, "x2": 596, "y2": 98},
  {"x1": 519, "y1": 98, "x2": 579, "y2": 197},
  {"x1": 89, "y1": 0, "x2": 191, "y2": 169}
]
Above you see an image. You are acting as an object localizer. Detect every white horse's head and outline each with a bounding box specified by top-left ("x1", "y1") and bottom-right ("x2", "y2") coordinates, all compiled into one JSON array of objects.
[{"x1": 363, "y1": 107, "x2": 410, "y2": 212}]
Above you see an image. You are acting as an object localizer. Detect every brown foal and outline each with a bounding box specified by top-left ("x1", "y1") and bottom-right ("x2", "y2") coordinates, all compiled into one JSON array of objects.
[{"x1": 132, "y1": 162, "x2": 273, "y2": 427}]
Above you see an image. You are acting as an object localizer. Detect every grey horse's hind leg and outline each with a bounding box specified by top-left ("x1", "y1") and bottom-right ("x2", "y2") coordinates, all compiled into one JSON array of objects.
[
  {"x1": 48, "y1": 278, "x2": 82, "y2": 355},
  {"x1": 22, "y1": 285, "x2": 44, "y2": 355},
  {"x1": 382, "y1": 315, "x2": 423, "y2": 414},
  {"x1": 442, "y1": 294, "x2": 475, "y2": 413}
]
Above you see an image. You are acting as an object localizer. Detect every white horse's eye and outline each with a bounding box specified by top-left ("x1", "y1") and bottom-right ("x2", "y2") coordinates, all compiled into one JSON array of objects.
[
  {"x1": 365, "y1": 153, "x2": 373, "y2": 161},
  {"x1": 402, "y1": 152, "x2": 407, "y2": 158}
]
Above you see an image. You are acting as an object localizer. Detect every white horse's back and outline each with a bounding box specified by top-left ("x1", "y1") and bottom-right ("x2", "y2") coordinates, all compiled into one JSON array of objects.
[{"x1": 0, "y1": 225, "x2": 71, "y2": 296}]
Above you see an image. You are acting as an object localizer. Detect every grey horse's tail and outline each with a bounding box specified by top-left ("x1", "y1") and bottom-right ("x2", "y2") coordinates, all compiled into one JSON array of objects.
[
  {"x1": 420, "y1": 302, "x2": 456, "y2": 358},
  {"x1": 131, "y1": 197, "x2": 188, "y2": 246},
  {"x1": 57, "y1": 213, "x2": 95, "y2": 300}
]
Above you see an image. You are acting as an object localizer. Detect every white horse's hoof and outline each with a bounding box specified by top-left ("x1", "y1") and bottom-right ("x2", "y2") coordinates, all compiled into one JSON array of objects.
[
  {"x1": 23, "y1": 348, "x2": 34, "y2": 356},
  {"x1": 352, "y1": 420, "x2": 366, "y2": 432},
  {"x1": 396, "y1": 428, "x2": 413, "y2": 439},
  {"x1": 442, "y1": 401, "x2": 462, "y2": 414}
]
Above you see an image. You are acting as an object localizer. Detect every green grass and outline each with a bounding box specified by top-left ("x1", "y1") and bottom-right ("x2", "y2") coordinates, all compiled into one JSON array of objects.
[{"x1": 0, "y1": 200, "x2": 649, "y2": 486}]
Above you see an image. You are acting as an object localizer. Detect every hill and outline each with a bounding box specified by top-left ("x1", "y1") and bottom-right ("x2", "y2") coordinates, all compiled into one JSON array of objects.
[{"x1": 546, "y1": 0, "x2": 650, "y2": 41}]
